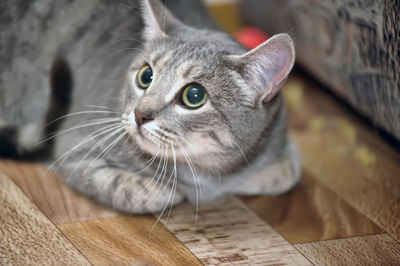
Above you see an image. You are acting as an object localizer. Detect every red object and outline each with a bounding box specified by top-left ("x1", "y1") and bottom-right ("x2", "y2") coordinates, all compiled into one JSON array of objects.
[{"x1": 235, "y1": 27, "x2": 270, "y2": 49}]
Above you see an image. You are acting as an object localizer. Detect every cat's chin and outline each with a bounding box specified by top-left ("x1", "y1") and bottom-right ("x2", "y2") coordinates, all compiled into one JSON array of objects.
[{"x1": 124, "y1": 124, "x2": 159, "y2": 153}]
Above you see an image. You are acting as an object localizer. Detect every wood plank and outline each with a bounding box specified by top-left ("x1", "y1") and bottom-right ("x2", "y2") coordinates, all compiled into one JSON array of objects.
[
  {"x1": 0, "y1": 160, "x2": 118, "y2": 225},
  {"x1": 242, "y1": 170, "x2": 382, "y2": 244},
  {"x1": 294, "y1": 234, "x2": 400, "y2": 265},
  {"x1": 283, "y1": 76, "x2": 400, "y2": 242},
  {"x1": 163, "y1": 196, "x2": 312, "y2": 265},
  {"x1": 0, "y1": 170, "x2": 90, "y2": 265},
  {"x1": 60, "y1": 216, "x2": 202, "y2": 266}
]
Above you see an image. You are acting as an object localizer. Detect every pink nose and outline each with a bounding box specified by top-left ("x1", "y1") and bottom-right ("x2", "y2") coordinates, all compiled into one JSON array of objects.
[{"x1": 134, "y1": 109, "x2": 153, "y2": 126}]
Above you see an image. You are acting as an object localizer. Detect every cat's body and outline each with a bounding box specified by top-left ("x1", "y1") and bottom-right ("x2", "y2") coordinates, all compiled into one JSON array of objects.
[{"x1": 0, "y1": 0, "x2": 300, "y2": 213}]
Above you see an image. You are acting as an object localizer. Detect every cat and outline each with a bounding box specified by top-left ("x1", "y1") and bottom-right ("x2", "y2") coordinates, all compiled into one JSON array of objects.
[{"x1": 0, "y1": 0, "x2": 300, "y2": 213}]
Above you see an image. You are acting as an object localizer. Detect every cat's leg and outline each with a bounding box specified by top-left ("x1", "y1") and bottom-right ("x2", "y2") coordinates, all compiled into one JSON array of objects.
[
  {"x1": 59, "y1": 159, "x2": 184, "y2": 213},
  {"x1": 227, "y1": 140, "x2": 301, "y2": 196}
]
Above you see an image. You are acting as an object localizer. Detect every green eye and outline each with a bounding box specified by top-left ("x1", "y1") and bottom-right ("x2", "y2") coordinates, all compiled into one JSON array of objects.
[
  {"x1": 137, "y1": 64, "x2": 153, "y2": 89},
  {"x1": 181, "y1": 84, "x2": 207, "y2": 109}
]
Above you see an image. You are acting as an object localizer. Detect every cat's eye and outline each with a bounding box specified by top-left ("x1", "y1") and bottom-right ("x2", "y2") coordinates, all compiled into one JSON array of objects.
[
  {"x1": 137, "y1": 64, "x2": 153, "y2": 89},
  {"x1": 181, "y1": 84, "x2": 207, "y2": 109}
]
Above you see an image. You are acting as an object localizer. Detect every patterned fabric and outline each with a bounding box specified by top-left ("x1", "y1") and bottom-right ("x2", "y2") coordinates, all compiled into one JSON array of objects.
[{"x1": 241, "y1": 0, "x2": 400, "y2": 140}]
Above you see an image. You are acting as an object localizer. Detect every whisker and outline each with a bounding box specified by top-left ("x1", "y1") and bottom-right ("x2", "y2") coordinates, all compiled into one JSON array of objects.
[
  {"x1": 167, "y1": 140, "x2": 178, "y2": 221},
  {"x1": 43, "y1": 123, "x2": 123, "y2": 178},
  {"x1": 163, "y1": 141, "x2": 179, "y2": 225},
  {"x1": 152, "y1": 143, "x2": 177, "y2": 230},
  {"x1": 178, "y1": 136, "x2": 197, "y2": 151},
  {"x1": 107, "y1": 37, "x2": 145, "y2": 46},
  {"x1": 38, "y1": 118, "x2": 121, "y2": 145},
  {"x1": 111, "y1": 47, "x2": 145, "y2": 56},
  {"x1": 45, "y1": 110, "x2": 119, "y2": 127},
  {"x1": 145, "y1": 145, "x2": 169, "y2": 203},
  {"x1": 92, "y1": 130, "x2": 128, "y2": 168},
  {"x1": 87, "y1": 129, "x2": 127, "y2": 169},
  {"x1": 134, "y1": 146, "x2": 166, "y2": 207},
  {"x1": 85, "y1": 105, "x2": 118, "y2": 111},
  {"x1": 65, "y1": 126, "x2": 125, "y2": 181},
  {"x1": 118, "y1": 3, "x2": 142, "y2": 18},
  {"x1": 232, "y1": 138, "x2": 250, "y2": 166},
  {"x1": 133, "y1": 143, "x2": 161, "y2": 175},
  {"x1": 175, "y1": 140, "x2": 200, "y2": 228}
]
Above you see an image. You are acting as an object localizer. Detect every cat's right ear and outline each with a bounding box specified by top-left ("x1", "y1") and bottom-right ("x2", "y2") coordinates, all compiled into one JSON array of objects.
[
  {"x1": 227, "y1": 34, "x2": 295, "y2": 107},
  {"x1": 140, "y1": 0, "x2": 182, "y2": 41}
]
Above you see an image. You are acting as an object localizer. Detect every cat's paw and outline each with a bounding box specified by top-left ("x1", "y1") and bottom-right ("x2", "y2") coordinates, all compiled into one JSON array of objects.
[
  {"x1": 259, "y1": 156, "x2": 301, "y2": 195},
  {"x1": 110, "y1": 173, "x2": 185, "y2": 213},
  {"x1": 228, "y1": 150, "x2": 301, "y2": 196},
  {"x1": 60, "y1": 162, "x2": 185, "y2": 213}
]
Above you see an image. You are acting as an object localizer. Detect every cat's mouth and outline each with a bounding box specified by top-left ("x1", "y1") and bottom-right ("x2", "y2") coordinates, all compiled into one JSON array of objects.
[
  {"x1": 123, "y1": 121, "x2": 154, "y2": 144},
  {"x1": 122, "y1": 113, "x2": 192, "y2": 159},
  {"x1": 122, "y1": 113, "x2": 164, "y2": 149}
]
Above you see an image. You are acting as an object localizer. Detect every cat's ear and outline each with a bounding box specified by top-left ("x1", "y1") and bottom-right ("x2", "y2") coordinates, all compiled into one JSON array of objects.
[
  {"x1": 140, "y1": 0, "x2": 181, "y2": 41},
  {"x1": 228, "y1": 34, "x2": 295, "y2": 105}
]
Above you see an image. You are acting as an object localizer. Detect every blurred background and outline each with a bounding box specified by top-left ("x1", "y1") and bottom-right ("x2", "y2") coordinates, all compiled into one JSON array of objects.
[{"x1": 206, "y1": 0, "x2": 400, "y2": 145}]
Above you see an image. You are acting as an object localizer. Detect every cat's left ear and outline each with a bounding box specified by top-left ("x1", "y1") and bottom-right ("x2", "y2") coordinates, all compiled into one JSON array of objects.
[
  {"x1": 228, "y1": 34, "x2": 295, "y2": 105},
  {"x1": 140, "y1": 0, "x2": 182, "y2": 41}
]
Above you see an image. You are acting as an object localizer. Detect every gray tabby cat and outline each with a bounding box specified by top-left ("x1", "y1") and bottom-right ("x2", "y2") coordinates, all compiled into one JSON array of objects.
[{"x1": 0, "y1": 0, "x2": 300, "y2": 213}]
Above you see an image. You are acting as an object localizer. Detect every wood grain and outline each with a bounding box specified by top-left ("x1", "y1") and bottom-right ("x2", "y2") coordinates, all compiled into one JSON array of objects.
[
  {"x1": 0, "y1": 170, "x2": 90, "y2": 265},
  {"x1": 2, "y1": 73, "x2": 399, "y2": 264},
  {"x1": 242, "y1": 170, "x2": 382, "y2": 244},
  {"x1": 60, "y1": 216, "x2": 202, "y2": 266},
  {"x1": 294, "y1": 234, "x2": 400, "y2": 265},
  {"x1": 163, "y1": 196, "x2": 312, "y2": 265},
  {"x1": 283, "y1": 76, "x2": 400, "y2": 242},
  {"x1": 0, "y1": 160, "x2": 118, "y2": 225}
]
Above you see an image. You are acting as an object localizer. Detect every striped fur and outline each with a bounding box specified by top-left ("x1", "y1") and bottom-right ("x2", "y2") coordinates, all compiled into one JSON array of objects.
[{"x1": 1, "y1": 0, "x2": 300, "y2": 214}]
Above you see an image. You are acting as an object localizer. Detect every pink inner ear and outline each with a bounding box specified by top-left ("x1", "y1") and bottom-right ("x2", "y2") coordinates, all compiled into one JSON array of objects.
[
  {"x1": 269, "y1": 52, "x2": 293, "y2": 87},
  {"x1": 241, "y1": 34, "x2": 295, "y2": 103}
]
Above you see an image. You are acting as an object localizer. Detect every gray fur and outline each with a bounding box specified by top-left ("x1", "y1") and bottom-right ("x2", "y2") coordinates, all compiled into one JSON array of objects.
[{"x1": 1, "y1": 0, "x2": 300, "y2": 213}]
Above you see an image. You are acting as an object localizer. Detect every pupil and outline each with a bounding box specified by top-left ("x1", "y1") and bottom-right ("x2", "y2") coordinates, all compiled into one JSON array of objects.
[
  {"x1": 187, "y1": 86, "x2": 204, "y2": 104},
  {"x1": 141, "y1": 67, "x2": 153, "y2": 85}
]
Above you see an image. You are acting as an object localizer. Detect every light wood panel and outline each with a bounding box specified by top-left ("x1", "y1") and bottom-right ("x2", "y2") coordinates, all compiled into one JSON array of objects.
[
  {"x1": 295, "y1": 234, "x2": 400, "y2": 265},
  {"x1": 283, "y1": 76, "x2": 400, "y2": 242},
  {"x1": 0, "y1": 160, "x2": 118, "y2": 225},
  {"x1": 163, "y1": 196, "x2": 312, "y2": 265},
  {"x1": 60, "y1": 216, "x2": 202, "y2": 266},
  {"x1": 242, "y1": 170, "x2": 382, "y2": 244},
  {"x1": 0, "y1": 170, "x2": 90, "y2": 265}
]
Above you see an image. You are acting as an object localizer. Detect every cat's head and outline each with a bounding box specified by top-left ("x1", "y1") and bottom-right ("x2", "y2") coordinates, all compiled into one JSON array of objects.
[{"x1": 121, "y1": 0, "x2": 295, "y2": 171}]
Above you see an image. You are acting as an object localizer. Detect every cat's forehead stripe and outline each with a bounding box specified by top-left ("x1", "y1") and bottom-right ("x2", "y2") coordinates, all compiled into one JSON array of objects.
[
  {"x1": 151, "y1": 50, "x2": 172, "y2": 69},
  {"x1": 182, "y1": 65, "x2": 195, "y2": 79},
  {"x1": 164, "y1": 61, "x2": 195, "y2": 103},
  {"x1": 150, "y1": 52, "x2": 162, "y2": 67}
]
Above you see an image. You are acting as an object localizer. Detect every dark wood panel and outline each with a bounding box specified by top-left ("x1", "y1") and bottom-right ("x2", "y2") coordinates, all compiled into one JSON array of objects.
[
  {"x1": 283, "y1": 76, "x2": 400, "y2": 242},
  {"x1": 242, "y1": 170, "x2": 382, "y2": 244},
  {"x1": 295, "y1": 234, "x2": 400, "y2": 266}
]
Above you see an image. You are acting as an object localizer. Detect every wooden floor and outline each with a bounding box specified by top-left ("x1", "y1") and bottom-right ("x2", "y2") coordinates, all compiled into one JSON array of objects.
[{"x1": 1, "y1": 72, "x2": 400, "y2": 265}]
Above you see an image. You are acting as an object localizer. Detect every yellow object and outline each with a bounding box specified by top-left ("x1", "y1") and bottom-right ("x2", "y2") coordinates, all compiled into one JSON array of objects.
[
  {"x1": 284, "y1": 81, "x2": 304, "y2": 109},
  {"x1": 354, "y1": 146, "x2": 377, "y2": 166},
  {"x1": 308, "y1": 116, "x2": 325, "y2": 133},
  {"x1": 205, "y1": 0, "x2": 242, "y2": 35},
  {"x1": 337, "y1": 119, "x2": 357, "y2": 142}
]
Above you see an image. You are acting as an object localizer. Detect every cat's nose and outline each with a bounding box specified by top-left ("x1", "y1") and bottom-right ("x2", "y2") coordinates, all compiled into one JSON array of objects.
[{"x1": 134, "y1": 109, "x2": 153, "y2": 126}]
